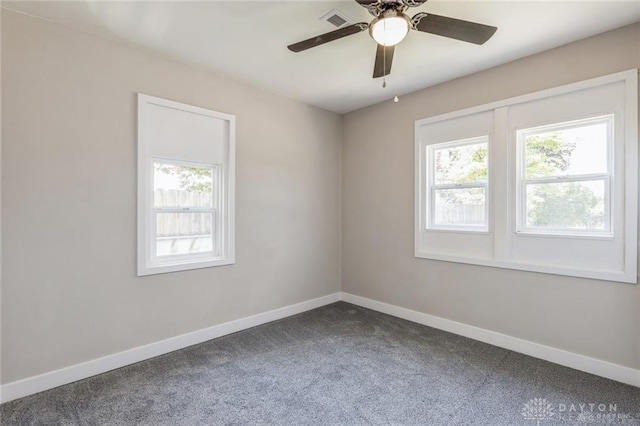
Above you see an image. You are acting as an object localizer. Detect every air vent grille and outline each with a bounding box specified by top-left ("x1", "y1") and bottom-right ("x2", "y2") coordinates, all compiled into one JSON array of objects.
[
  {"x1": 320, "y1": 9, "x2": 353, "y2": 28},
  {"x1": 327, "y1": 14, "x2": 347, "y2": 27}
]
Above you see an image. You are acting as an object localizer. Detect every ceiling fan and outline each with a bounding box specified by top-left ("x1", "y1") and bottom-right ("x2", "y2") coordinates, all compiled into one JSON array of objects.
[{"x1": 287, "y1": 0, "x2": 498, "y2": 79}]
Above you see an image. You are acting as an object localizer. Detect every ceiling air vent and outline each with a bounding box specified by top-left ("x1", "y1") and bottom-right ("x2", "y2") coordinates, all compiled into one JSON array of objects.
[{"x1": 320, "y1": 9, "x2": 353, "y2": 28}]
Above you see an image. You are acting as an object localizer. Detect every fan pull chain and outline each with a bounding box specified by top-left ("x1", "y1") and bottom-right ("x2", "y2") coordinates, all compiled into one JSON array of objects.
[
  {"x1": 382, "y1": 43, "x2": 387, "y2": 88},
  {"x1": 382, "y1": 18, "x2": 387, "y2": 89}
]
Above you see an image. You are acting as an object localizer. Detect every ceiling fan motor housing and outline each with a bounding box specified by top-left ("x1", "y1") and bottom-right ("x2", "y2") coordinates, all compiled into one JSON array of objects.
[{"x1": 371, "y1": 0, "x2": 410, "y2": 14}]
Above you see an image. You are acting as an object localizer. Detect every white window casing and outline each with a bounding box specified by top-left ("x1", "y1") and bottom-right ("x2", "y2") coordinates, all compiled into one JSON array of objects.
[
  {"x1": 415, "y1": 69, "x2": 638, "y2": 283},
  {"x1": 138, "y1": 94, "x2": 235, "y2": 276}
]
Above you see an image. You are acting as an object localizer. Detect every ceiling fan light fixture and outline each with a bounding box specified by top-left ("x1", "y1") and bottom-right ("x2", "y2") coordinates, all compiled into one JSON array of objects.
[{"x1": 369, "y1": 11, "x2": 410, "y2": 46}]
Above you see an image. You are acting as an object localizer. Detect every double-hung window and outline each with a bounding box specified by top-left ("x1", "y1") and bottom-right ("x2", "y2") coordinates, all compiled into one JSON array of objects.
[
  {"x1": 516, "y1": 116, "x2": 613, "y2": 236},
  {"x1": 415, "y1": 70, "x2": 637, "y2": 283},
  {"x1": 152, "y1": 160, "x2": 221, "y2": 260},
  {"x1": 138, "y1": 94, "x2": 235, "y2": 276},
  {"x1": 428, "y1": 137, "x2": 489, "y2": 231}
]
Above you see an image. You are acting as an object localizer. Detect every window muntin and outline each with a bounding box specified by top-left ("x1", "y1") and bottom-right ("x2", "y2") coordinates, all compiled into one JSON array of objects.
[
  {"x1": 151, "y1": 160, "x2": 221, "y2": 262},
  {"x1": 428, "y1": 137, "x2": 489, "y2": 231},
  {"x1": 516, "y1": 115, "x2": 613, "y2": 235}
]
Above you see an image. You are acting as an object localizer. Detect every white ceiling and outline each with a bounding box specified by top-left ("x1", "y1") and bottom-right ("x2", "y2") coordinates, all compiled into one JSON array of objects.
[{"x1": 3, "y1": 1, "x2": 640, "y2": 113}]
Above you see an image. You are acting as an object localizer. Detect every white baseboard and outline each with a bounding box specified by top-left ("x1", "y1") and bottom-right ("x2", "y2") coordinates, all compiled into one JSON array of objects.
[
  {"x1": 339, "y1": 292, "x2": 640, "y2": 388},
  {"x1": 0, "y1": 292, "x2": 341, "y2": 404},
  {"x1": 3, "y1": 291, "x2": 637, "y2": 404}
]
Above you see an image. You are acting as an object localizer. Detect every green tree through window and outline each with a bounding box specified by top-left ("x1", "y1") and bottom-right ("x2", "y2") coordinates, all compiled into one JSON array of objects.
[
  {"x1": 524, "y1": 134, "x2": 603, "y2": 230},
  {"x1": 155, "y1": 164, "x2": 213, "y2": 193},
  {"x1": 445, "y1": 134, "x2": 604, "y2": 230}
]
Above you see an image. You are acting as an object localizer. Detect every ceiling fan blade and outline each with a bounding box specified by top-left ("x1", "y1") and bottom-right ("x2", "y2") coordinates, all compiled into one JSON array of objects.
[
  {"x1": 401, "y1": 0, "x2": 428, "y2": 7},
  {"x1": 411, "y1": 12, "x2": 497, "y2": 45},
  {"x1": 373, "y1": 44, "x2": 395, "y2": 78},
  {"x1": 287, "y1": 23, "x2": 369, "y2": 52},
  {"x1": 355, "y1": 0, "x2": 380, "y2": 15}
]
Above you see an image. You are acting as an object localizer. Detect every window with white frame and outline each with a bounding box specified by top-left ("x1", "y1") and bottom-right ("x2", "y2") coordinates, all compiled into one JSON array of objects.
[
  {"x1": 415, "y1": 70, "x2": 637, "y2": 283},
  {"x1": 428, "y1": 137, "x2": 489, "y2": 231},
  {"x1": 138, "y1": 94, "x2": 235, "y2": 276},
  {"x1": 516, "y1": 116, "x2": 612, "y2": 236},
  {"x1": 153, "y1": 160, "x2": 220, "y2": 259}
]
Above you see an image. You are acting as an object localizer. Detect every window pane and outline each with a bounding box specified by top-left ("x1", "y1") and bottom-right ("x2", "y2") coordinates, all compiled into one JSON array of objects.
[
  {"x1": 154, "y1": 162, "x2": 214, "y2": 208},
  {"x1": 525, "y1": 180, "x2": 605, "y2": 231},
  {"x1": 434, "y1": 142, "x2": 488, "y2": 185},
  {"x1": 156, "y1": 212, "x2": 214, "y2": 256},
  {"x1": 524, "y1": 119, "x2": 609, "y2": 179},
  {"x1": 434, "y1": 187, "x2": 486, "y2": 226}
]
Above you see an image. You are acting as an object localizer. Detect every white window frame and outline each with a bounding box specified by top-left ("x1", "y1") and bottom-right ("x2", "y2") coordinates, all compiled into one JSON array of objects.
[
  {"x1": 415, "y1": 69, "x2": 638, "y2": 283},
  {"x1": 138, "y1": 94, "x2": 235, "y2": 276},
  {"x1": 515, "y1": 115, "x2": 614, "y2": 237},
  {"x1": 427, "y1": 136, "x2": 489, "y2": 232}
]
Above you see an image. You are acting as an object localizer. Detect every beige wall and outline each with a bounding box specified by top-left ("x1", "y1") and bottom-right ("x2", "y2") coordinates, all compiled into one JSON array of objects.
[
  {"x1": 342, "y1": 23, "x2": 640, "y2": 369},
  {"x1": 2, "y1": 8, "x2": 639, "y2": 387},
  {"x1": 1, "y1": 11, "x2": 342, "y2": 383}
]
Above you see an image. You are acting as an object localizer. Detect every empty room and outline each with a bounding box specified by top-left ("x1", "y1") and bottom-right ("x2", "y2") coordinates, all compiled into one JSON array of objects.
[{"x1": 1, "y1": 1, "x2": 640, "y2": 424}]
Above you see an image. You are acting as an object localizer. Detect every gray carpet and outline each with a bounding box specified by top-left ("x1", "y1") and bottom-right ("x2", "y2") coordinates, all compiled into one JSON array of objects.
[{"x1": 1, "y1": 302, "x2": 639, "y2": 425}]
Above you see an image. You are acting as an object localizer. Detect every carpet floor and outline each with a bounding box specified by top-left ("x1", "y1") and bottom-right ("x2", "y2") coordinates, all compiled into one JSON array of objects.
[{"x1": 1, "y1": 302, "x2": 639, "y2": 425}]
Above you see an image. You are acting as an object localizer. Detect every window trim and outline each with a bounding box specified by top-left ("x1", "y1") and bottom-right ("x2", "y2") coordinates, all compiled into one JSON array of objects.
[
  {"x1": 415, "y1": 69, "x2": 638, "y2": 283},
  {"x1": 426, "y1": 136, "x2": 490, "y2": 232},
  {"x1": 137, "y1": 94, "x2": 236, "y2": 276}
]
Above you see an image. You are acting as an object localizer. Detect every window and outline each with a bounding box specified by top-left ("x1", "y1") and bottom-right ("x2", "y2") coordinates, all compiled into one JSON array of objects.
[
  {"x1": 428, "y1": 137, "x2": 489, "y2": 231},
  {"x1": 138, "y1": 95, "x2": 235, "y2": 276},
  {"x1": 153, "y1": 160, "x2": 220, "y2": 259},
  {"x1": 415, "y1": 70, "x2": 637, "y2": 283},
  {"x1": 516, "y1": 116, "x2": 613, "y2": 236}
]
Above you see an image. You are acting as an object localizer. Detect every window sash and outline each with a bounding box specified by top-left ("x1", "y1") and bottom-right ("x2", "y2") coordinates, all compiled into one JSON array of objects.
[
  {"x1": 152, "y1": 159, "x2": 217, "y2": 209},
  {"x1": 432, "y1": 140, "x2": 489, "y2": 186},
  {"x1": 429, "y1": 184, "x2": 488, "y2": 230},
  {"x1": 149, "y1": 159, "x2": 222, "y2": 264},
  {"x1": 518, "y1": 176, "x2": 611, "y2": 236},
  {"x1": 153, "y1": 207, "x2": 215, "y2": 213},
  {"x1": 152, "y1": 210, "x2": 218, "y2": 258},
  {"x1": 520, "y1": 115, "x2": 613, "y2": 180},
  {"x1": 432, "y1": 182, "x2": 486, "y2": 190}
]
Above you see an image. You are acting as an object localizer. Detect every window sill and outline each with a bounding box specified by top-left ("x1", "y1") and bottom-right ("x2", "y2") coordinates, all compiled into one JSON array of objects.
[
  {"x1": 426, "y1": 228, "x2": 491, "y2": 235},
  {"x1": 138, "y1": 257, "x2": 235, "y2": 276},
  {"x1": 414, "y1": 250, "x2": 636, "y2": 284},
  {"x1": 515, "y1": 230, "x2": 615, "y2": 241}
]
